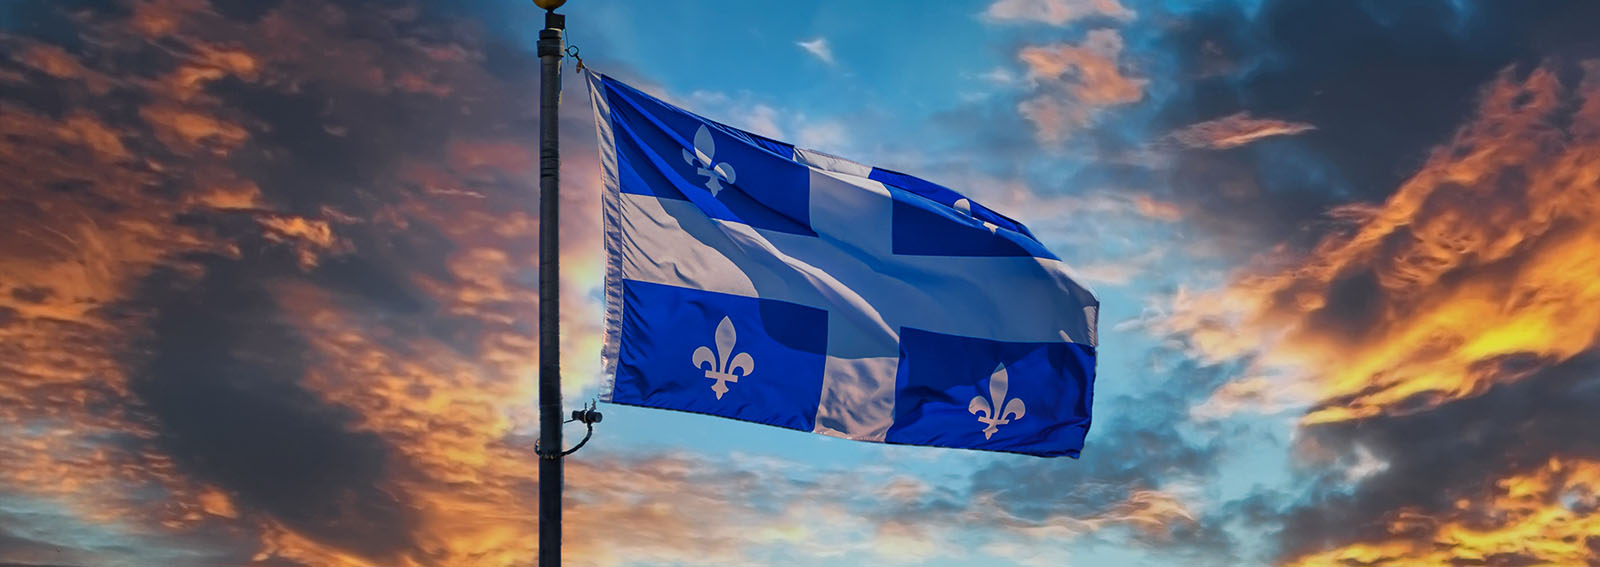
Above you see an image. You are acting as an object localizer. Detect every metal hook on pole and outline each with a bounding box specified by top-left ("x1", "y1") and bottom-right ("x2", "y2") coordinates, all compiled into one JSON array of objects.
[{"x1": 535, "y1": 400, "x2": 603, "y2": 460}]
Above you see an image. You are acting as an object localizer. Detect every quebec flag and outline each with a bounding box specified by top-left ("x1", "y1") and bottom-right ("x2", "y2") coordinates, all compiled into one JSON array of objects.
[{"x1": 587, "y1": 72, "x2": 1100, "y2": 457}]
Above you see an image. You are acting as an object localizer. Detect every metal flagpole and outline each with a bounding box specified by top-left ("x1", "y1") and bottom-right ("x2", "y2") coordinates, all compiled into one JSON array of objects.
[{"x1": 534, "y1": 1, "x2": 566, "y2": 566}]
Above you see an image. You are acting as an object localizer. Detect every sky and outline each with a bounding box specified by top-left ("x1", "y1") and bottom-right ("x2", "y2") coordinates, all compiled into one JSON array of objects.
[{"x1": 2, "y1": 0, "x2": 1600, "y2": 565}]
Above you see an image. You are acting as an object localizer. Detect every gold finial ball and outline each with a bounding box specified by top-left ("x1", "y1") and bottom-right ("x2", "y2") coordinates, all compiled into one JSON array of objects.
[{"x1": 533, "y1": 0, "x2": 566, "y2": 10}]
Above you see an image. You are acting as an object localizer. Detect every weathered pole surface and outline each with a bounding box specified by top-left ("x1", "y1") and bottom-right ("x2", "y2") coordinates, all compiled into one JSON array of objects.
[{"x1": 536, "y1": 6, "x2": 564, "y2": 567}]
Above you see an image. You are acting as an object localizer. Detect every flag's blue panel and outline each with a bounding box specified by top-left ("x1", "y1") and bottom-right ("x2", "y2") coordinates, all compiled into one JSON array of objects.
[
  {"x1": 869, "y1": 167, "x2": 1037, "y2": 239},
  {"x1": 885, "y1": 327, "x2": 1095, "y2": 457},
  {"x1": 888, "y1": 187, "x2": 1059, "y2": 259},
  {"x1": 613, "y1": 279, "x2": 830, "y2": 432},
  {"x1": 601, "y1": 76, "x2": 814, "y2": 235}
]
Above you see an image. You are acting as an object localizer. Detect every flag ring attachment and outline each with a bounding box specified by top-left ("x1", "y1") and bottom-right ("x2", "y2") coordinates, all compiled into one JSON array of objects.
[{"x1": 566, "y1": 45, "x2": 585, "y2": 73}]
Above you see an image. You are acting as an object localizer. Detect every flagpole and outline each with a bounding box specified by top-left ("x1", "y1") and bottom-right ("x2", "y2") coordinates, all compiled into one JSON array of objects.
[{"x1": 534, "y1": 1, "x2": 566, "y2": 566}]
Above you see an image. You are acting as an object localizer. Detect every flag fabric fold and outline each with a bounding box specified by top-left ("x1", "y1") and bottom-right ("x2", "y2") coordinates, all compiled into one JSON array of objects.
[{"x1": 586, "y1": 71, "x2": 1099, "y2": 457}]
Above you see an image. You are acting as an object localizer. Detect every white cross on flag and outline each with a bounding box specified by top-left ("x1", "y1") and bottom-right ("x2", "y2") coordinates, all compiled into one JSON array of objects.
[{"x1": 586, "y1": 71, "x2": 1099, "y2": 457}]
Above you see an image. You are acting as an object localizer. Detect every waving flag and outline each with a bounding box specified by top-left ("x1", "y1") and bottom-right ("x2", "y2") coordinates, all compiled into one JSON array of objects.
[{"x1": 587, "y1": 72, "x2": 1099, "y2": 457}]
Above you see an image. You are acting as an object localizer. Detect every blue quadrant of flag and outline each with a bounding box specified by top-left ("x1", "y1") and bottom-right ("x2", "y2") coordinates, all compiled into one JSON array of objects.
[
  {"x1": 589, "y1": 71, "x2": 1100, "y2": 457},
  {"x1": 614, "y1": 279, "x2": 828, "y2": 432}
]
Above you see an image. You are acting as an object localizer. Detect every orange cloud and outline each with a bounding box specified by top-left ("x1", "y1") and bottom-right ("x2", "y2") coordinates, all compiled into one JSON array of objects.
[
  {"x1": 1020, "y1": 30, "x2": 1146, "y2": 105},
  {"x1": 255, "y1": 214, "x2": 351, "y2": 269},
  {"x1": 963, "y1": 488, "x2": 1198, "y2": 543},
  {"x1": 1133, "y1": 194, "x2": 1182, "y2": 221},
  {"x1": 0, "y1": 2, "x2": 557, "y2": 563},
  {"x1": 985, "y1": 0, "x2": 1136, "y2": 26},
  {"x1": 1168, "y1": 112, "x2": 1317, "y2": 150},
  {"x1": 11, "y1": 44, "x2": 114, "y2": 94},
  {"x1": 1016, "y1": 30, "x2": 1147, "y2": 143},
  {"x1": 1286, "y1": 459, "x2": 1600, "y2": 567},
  {"x1": 1163, "y1": 61, "x2": 1600, "y2": 424}
]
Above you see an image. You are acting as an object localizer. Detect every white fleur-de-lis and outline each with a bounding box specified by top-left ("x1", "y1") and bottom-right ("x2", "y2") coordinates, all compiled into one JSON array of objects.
[
  {"x1": 968, "y1": 363, "x2": 1026, "y2": 439},
  {"x1": 681, "y1": 125, "x2": 738, "y2": 196},
  {"x1": 953, "y1": 198, "x2": 999, "y2": 234},
  {"x1": 692, "y1": 316, "x2": 755, "y2": 400}
]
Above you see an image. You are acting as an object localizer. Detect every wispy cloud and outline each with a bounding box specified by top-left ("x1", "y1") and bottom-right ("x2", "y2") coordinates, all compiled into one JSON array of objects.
[
  {"x1": 1167, "y1": 112, "x2": 1317, "y2": 150},
  {"x1": 686, "y1": 90, "x2": 786, "y2": 138},
  {"x1": 797, "y1": 37, "x2": 836, "y2": 65},
  {"x1": 1070, "y1": 248, "x2": 1166, "y2": 287},
  {"x1": 978, "y1": 67, "x2": 1019, "y2": 85},
  {"x1": 983, "y1": 0, "x2": 1136, "y2": 26}
]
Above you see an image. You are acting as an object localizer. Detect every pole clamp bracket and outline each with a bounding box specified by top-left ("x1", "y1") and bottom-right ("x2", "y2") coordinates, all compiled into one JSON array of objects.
[{"x1": 535, "y1": 400, "x2": 603, "y2": 460}]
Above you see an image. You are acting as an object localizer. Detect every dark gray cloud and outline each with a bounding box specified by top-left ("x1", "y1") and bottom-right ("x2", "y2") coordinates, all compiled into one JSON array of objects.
[
  {"x1": 127, "y1": 255, "x2": 420, "y2": 560},
  {"x1": 0, "y1": 525, "x2": 75, "y2": 567},
  {"x1": 0, "y1": 0, "x2": 551, "y2": 563},
  {"x1": 1275, "y1": 353, "x2": 1600, "y2": 562},
  {"x1": 1148, "y1": 0, "x2": 1600, "y2": 251}
]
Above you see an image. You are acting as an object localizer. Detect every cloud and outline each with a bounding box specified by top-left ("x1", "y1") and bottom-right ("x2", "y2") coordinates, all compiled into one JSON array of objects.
[
  {"x1": 978, "y1": 67, "x2": 1019, "y2": 85},
  {"x1": 130, "y1": 262, "x2": 421, "y2": 561},
  {"x1": 795, "y1": 119, "x2": 848, "y2": 152},
  {"x1": 1287, "y1": 457, "x2": 1600, "y2": 567},
  {"x1": 1167, "y1": 112, "x2": 1317, "y2": 150},
  {"x1": 681, "y1": 89, "x2": 856, "y2": 157},
  {"x1": 984, "y1": 0, "x2": 1135, "y2": 26},
  {"x1": 946, "y1": 349, "x2": 1245, "y2": 562},
  {"x1": 1070, "y1": 247, "x2": 1165, "y2": 287},
  {"x1": 1160, "y1": 60, "x2": 1600, "y2": 425},
  {"x1": 1015, "y1": 29, "x2": 1147, "y2": 143},
  {"x1": 1188, "y1": 373, "x2": 1317, "y2": 422},
  {"x1": 1142, "y1": 1, "x2": 1600, "y2": 259},
  {"x1": 1132, "y1": 51, "x2": 1600, "y2": 567},
  {"x1": 981, "y1": 2, "x2": 1600, "y2": 565},
  {"x1": 797, "y1": 37, "x2": 835, "y2": 65},
  {"x1": 1019, "y1": 30, "x2": 1144, "y2": 105},
  {"x1": 1133, "y1": 194, "x2": 1182, "y2": 221},
  {"x1": 0, "y1": 0, "x2": 611, "y2": 563},
  {"x1": 1274, "y1": 354, "x2": 1600, "y2": 566}
]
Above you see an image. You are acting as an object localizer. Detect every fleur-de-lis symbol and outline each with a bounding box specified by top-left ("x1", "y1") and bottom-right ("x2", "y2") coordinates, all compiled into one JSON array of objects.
[
  {"x1": 692, "y1": 316, "x2": 755, "y2": 400},
  {"x1": 682, "y1": 125, "x2": 737, "y2": 196},
  {"x1": 968, "y1": 363, "x2": 1026, "y2": 439}
]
